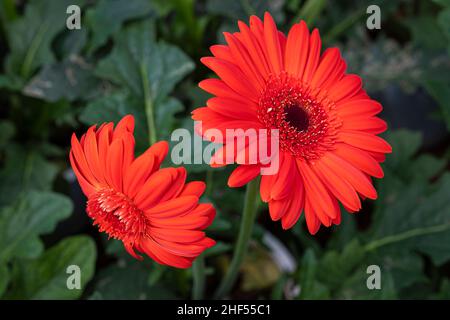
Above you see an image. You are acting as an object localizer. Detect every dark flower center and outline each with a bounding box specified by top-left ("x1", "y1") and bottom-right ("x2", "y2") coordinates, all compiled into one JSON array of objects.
[
  {"x1": 284, "y1": 104, "x2": 309, "y2": 132},
  {"x1": 258, "y1": 73, "x2": 341, "y2": 160}
]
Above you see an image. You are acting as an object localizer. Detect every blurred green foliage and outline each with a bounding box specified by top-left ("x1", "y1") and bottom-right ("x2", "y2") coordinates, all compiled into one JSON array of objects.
[{"x1": 0, "y1": 0, "x2": 449, "y2": 300}]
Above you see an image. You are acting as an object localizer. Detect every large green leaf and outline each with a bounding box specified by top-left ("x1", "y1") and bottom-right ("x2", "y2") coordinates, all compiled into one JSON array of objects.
[
  {"x1": 95, "y1": 20, "x2": 194, "y2": 103},
  {"x1": 0, "y1": 144, "x2": 58, "y2": 206},
  {"x1": 23, "y1": 56, "x2": 100, "y2": 102},
  {"x1": 8, "y1": 235, "x2": 96, "y2": 299},
  {"x1": 86, "y1": 0, "x2": 157, "y2": 53},
  {"x1": 4, "y1": 0, "x2": 85, "y2": 80},
  {"x1": 0, "y1": 191, "x2": 73, "y2": 262},
  {"x1": 365, "y1": 131, "x2": 450, "y2": 265}
]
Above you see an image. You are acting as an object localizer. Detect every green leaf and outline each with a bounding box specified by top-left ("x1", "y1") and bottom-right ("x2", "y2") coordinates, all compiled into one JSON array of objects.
[
  {"x1": 384, "y1": 130, "x2": 422, "y2": 171},
  {"x1": 54, "y1": 28, "x2": 88, "y2": 58},
  {"x1": 0, "y1": 191, "x2": 73, "y2": 262},
  {"x1": 0, "y1": 144, "x2": 59, "y2": 206},
  {"x1": 85, "y1": 0, "x2": 157, "y2": 53},
  {"x1": 23, "y1": 56, "x2": 100, "y2": 102},
  {"x1": 8, "y1": 235, "x2": 96, "y2": 299},
  {"x1": 4, "y1": 0, "x2": 86, "y2": 80},
  {"x1": 95, "y1": 20, "x2": 194, "y2": 103},
  {"x1": 317, "y1": 240, "x2": 366, "y2": 291},
  {"x1": 0, "y1": 263, "x2": 9, "y2": 297},
  {"x1": 405, "y1": 15, "x2": 447, "y2": 50},
  {"x1": 89, "y1": 261, "x2": 175, "y2": 299},
  {"x1": 155, "y1": 97, "x2": 184, "y2": 140},
  {"x1": 207, "y1": 0, "x2": 285, "y2": 23},
  {"x1": 297, "y1": 249, "x2": 330, "y2": 299},
  {"x1": 423, "y1": 79, "x2": 450, "y2": 130},
  {"x1": 367, "y1": 174, "x2": 450, "y2": 266}
]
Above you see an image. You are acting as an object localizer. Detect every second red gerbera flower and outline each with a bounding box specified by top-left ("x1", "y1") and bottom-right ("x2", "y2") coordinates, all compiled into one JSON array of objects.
[
  {"x1": 70, "y1": 115, "x2": 215, "y2": 268},
  {"x1": 193, "y1": 13, "x2": 392, "y2": 234}
]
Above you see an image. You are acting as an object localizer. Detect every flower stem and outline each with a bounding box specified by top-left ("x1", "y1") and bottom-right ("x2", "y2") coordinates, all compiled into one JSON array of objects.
[
  {"x1": 214, "y1": 177, "x2": 260, "y2": 299},
  {"x1": 140, "y1": 63, "x2": 157, "y2": 145},
  {"x1": 192, "y1": 254, "x2": 206, "y2": 300}
]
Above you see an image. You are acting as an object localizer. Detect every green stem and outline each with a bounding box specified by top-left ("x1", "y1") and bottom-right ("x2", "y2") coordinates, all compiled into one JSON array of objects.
[
  {"x1": 214, "y1": 177, "x2": 260, "y2": 299},
  {"x1": 205, "y1": 170, "x2": 214, "y2": 196},
  {"x1": 140, "y1": 63, "x2": 157, "y2": 145},
  {"x1": 192, "y1": 255, "x2": 205, "y2": 300},
  {"x1": 364, "y1": 223, "x2": 450, "y2": 252}
]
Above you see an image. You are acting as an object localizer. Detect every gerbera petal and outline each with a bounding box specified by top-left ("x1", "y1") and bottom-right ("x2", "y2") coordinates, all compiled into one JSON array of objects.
[
  {"x1": 123, "y1": 148, "x2": 156, "y2": 198},
  {"x1": 297, "y1": 160, "x2": 337, "y2": 220},
  {"x1": 341, "y1": 117, "x2": 388, "y2": 134},
  {"x1": 207, "y1": 97, "x2": 258, "y2": 121},
  {"x1": 280, "y1": 178, "x2": 305, "y2": 229},
  {"x1": 224, "y1": 32, "x2": 265, "y2": 89},
  {"x1": 339, "y1": 131, "x2": 392, "y2": 154},
  {"x1": 313, "y1": 159, "x2": 361, "y2": 211},
  {"x1": 270, "y1": 153, "x2": 296, "y2": 200},
  {"x1": 237, "y1": 20, "x2": 271, "y2": 78},
  {"x1": 83, "y1": 126, "x2": 105, "y2": 184},
  {"x1": 263, "y1": 12, "x2": 283, "y2": 74},
  {"x1": 113, "y1": 114, "x2": 134, "y2": 140},
  {"x1": 145, "y1": 196, "x2": 199, "y2": 218},
  {"x1": 304, "y1": 199, "x2": 321, "y2": 234},
  {"x1": 334, "y1": 143, "x2": 384, "y2": 178},
  {"x1": 179, "y1": 181, "x2": 206, "y2": 197},
  {"x1": 133, "y1": 167, "x2": 178, "y2": 210},
  {"x1": 150, "y1": 228, "x2": 206, "y2": 243},
  {"x1": 285, "y1": 21, "x2": 309, "y2": 76},
  {"x1": 310, "y1": 48, "x2": 341, "y2": 90},
  {"x1": 105, "y1": 138, "x2": 124, "y2": 192},
  {"x1": 337, "y1": 99, "x2": 382, "y2": 118},
  {"x1": 201, "y1": 57, "x2": 259, "y2": 101},
  {"x1": 328, "y1": 74, "x2": 362, "y2": 102},
  {"x1": 321, "y1": 152, "x2": 378, "y2": 200},
  {"x1": 228, "y1": 164, "x2": 261, "y2": 187},
  {"x1": 302, "y1": 28, "x2": 321, "y2": 84},
  {"x1": 69, "y1": 151, "x2": 97, "y2": 196},
  {"x1": 199, "y1": 79, "x2": 248, "y2": 102},
  {"x1": 140, "y1": 237, "x2": 193, "y2": 268}
]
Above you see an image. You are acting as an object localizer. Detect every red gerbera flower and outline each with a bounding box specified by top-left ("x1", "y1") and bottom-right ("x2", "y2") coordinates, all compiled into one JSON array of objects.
[
  {"x1": 193, "y1": 13, "x2": 392, "y2": 234},
  {"x1": 70, "y1": 115, "x2": 216, "y2": 268}
]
